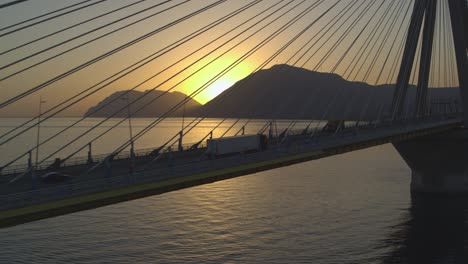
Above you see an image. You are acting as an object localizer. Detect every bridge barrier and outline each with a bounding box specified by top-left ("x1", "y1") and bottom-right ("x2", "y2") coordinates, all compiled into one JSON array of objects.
[
  {"x1": 0, "y1": 141, "x2": 206, "y2": 176},
  {"x1": 1, "y1": 113, "x2": 459, "y2": 176},
  {"x1": 0, "y1": 114, "x2": 462, "y2": 211}
]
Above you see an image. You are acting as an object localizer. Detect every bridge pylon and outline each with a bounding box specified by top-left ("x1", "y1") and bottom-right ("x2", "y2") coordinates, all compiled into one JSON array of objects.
[
  {"x1": 392, "y1": 0, "x2": 468, "y2": 195},
  {"x1": 391, "y1": 0, "x2": 468, "y2": 125}
]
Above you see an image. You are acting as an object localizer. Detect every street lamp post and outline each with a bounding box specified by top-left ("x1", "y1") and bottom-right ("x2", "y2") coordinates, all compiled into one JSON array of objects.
[
  {"x1": 121, "y1": 95, "x2": 134, "y2": 150},
  {"x1": 121, "y1": 95, "x2": 135, "y2": 175},
  {"x1": 33, "y1": 96, "x2": 45, "y2": 189},
  {"x1": 35, "y1": 96, "x2": 46, "y2": 167}
]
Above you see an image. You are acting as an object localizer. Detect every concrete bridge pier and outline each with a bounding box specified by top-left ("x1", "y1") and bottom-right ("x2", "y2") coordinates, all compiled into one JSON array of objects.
[{"x1": 393, "y1": 128, "x2": 468, "y2": 195}]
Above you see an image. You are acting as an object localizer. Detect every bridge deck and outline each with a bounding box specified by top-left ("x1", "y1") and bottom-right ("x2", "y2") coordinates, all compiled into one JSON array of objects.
[{"x1": 0, "y1": 117, "x2": 462, "y2": 228}]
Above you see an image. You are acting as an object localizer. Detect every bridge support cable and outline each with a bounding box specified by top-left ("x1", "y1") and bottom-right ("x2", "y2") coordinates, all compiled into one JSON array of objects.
[
  {"x1": 379, "y1": 6, "x2": 412, "y2": 85},
  {"x1": 243, "y1": 2, "x2": 349, "y2": 124},
  {"x1": 264, "y1": 1, "x2": 365, "y2": 122},
  {"x1": 211, "y1": 1, "x2": 360, "y2": 139},
  {"x1": 0, "y1": 0, "x2": 270, "y2": 147},
  {"x1": 289, "y1": 1, "x2": 356, "y2": 68},
  {"x1": 186, "y1": 0, "x2": 410, "y2": 146},
  {"x1": 360, "y1": 2, "x2": 409, "y2": 83},
  {"x1": 255, "y1": 0, "x2": 373, "y2": 135},
  {"x1": 354, "y1": 3, "x2": 412, "y2": 125},
  {"x1": 58, "y1": 0, "x2": 313, "y2": 160},
  {"x1": 0, "y1": 0, "x2": 102, "y2": 35},
  {"x1": 3, "y1": 3, "x2": 466, "y2": 207},
  {"x1": 301, "y1": 1, "x2": 365, "y2": 71},
  {"x1": 262, "y1": 2, "x2": 391, "y2": 138},
  {"x1": 0, "y1": 0, "x2": 285, "y2": 171},
  {"x1": 448, "y1": 0, "x2": 468, "y2": 126},
  {"x1": 250, "y1": 0, "x2": 360, "y2": 135},
  {"x1": 272, "y1": 1, "x2": 374, "y2": 134},
  {"x1": 144, "y1": 1, "x2": 348, "y2": 168},
  {"x1": 343, "y1": 1, "x2": 410, "y2": 123},
  {"x1": 90, "y1": 0, "x2": 341, "y2": 173},
  {"x1": 191, "y1": 0, "x2": 355, "y2": 143},
  {"x1": 21, "y1": 0, "x2": 325, "y2": 174},
  {"x1": 0, "y1": 0, "x2": 227, "y2": 109},
  {"x1": 442, "y1": 0, "x2": 455, "y2": 93},
  {"x1": 3, "y1": 0, "x2": 459, "y2": 176},
  {"x1": 423, "y1": 0, "x2": 463, "y2": 118},
  {"x1": 313, "y1": 0, "x2": 377, "y2": 72},
  {"x1": 0, "y1": 0, "x2": 273, "y2": 148},
  {"x1": 160, "y1": 1, "x2": 331, "y2": 145},
  {"x1": 0, "y1": 0, "x2": 94, "y2": 31},
  {"x1": 330, "y1": 1, "x2": 399, "y2": 76},
  {"x1": 0, "y1": 0, "x2": 28, "y2": 9},
  {"x1": 303, "y1": 0, "x2": 387, "y2": 137},
  {"x1": 258, "y1": 0, "x2": 383, "y2": 136},
  {"x1": 0, "y1": 0, "x2": 183, "y2": 80},
  {"x1": 3, "y1": 0, "x2": 270, "y2": 168},
  {"x1": 444, "y1": 1, "x2": 458, "y2": 90},
  {"x1": 0, "y1": 0, "x2": 149, "y2": 56},
  {"x1": 344, "y1": 2, "x2": 408, "y2": 125},
  {"x1": 219, "y1": 119, "x2": 244, "y2": 139},
  {"x1": 96, "y1": 0, "x2": 330, "y2": 167},
  {"x1": 342, "y1": 1, "x2": 405, "y2": 81},
  {"x1": 316, "y1": 1, "x2": 390, "y2": 130}
]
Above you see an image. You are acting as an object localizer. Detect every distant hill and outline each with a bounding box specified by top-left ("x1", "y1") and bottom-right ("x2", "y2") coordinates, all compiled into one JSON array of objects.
[
  {"x1": 87, "y1": 65, "x2": 461, "y2": 120},
  {"x1": 85, "y1": 90, "x2": 201, "y2": 118},
  {"x1": 199, "y1": 64, "x2": 460, "y2": 120}
]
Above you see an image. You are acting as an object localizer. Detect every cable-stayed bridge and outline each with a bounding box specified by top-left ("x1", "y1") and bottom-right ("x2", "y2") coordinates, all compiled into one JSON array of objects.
[{"x1": 0, "y1": 0, "x2": 467, "y2": 227}]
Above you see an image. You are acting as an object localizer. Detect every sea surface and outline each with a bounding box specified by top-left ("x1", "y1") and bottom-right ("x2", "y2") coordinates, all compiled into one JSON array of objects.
[{"x1": 1, "y1": 118, "x2": 468, "y2": 263}]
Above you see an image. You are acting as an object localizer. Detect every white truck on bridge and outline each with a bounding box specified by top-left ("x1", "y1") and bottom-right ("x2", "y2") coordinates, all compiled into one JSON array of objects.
[{"x1": 206, "y1": 134, "x2": 267, "y2": 157}]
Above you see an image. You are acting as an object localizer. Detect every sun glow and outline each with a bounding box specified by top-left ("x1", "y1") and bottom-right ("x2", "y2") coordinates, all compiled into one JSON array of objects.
[{"x1": 181, "y1": 57, "x2": 253, "y2": 104}]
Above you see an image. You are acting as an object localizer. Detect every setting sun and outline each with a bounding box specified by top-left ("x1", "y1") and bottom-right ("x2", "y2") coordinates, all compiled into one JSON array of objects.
[
  {"x1": 180, "y1": 57, "x2": 253, "y2": 104},
  {"x1": 203, "y1": 79, "x2": 236, "y2": 101}
]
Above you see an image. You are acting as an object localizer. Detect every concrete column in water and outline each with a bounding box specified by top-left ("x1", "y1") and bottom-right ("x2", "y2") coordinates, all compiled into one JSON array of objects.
[{"x1": 393, "y1": 128, "x2": 468, "y2": 194}]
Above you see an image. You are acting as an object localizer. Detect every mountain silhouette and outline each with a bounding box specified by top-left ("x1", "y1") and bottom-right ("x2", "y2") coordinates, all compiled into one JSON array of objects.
[
  {"x1": 87, "y1": 65, "x2": 460, "y2": 120},
  {"x1": 200, "y1": 64, "x2": 460, "y2": 120},
  {"x1": 85, "y1": 90, "x2": 201, "y2": 118}
]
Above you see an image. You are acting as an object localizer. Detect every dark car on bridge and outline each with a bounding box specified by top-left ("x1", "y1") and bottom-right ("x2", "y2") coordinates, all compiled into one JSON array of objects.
[{"x1": 40, "y1": 172, "x2": 72, "y2": 184}]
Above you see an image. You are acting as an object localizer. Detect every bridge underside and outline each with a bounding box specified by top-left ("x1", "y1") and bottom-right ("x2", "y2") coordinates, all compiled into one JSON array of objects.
[{"x1": 394, "y1": 128, "x2": 468, "y2": 195}]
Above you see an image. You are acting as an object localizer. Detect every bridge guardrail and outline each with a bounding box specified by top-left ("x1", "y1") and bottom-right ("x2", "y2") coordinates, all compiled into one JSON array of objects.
[
  {"x1": 0, "y1": 141, "x2": 206, "y2": 176},
  {"x1": 2, "y1": 113, "x2": 460, "y2": 176},
  {"x1": 0, "y1": 114, "x2": 462, "y2": 211}
]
